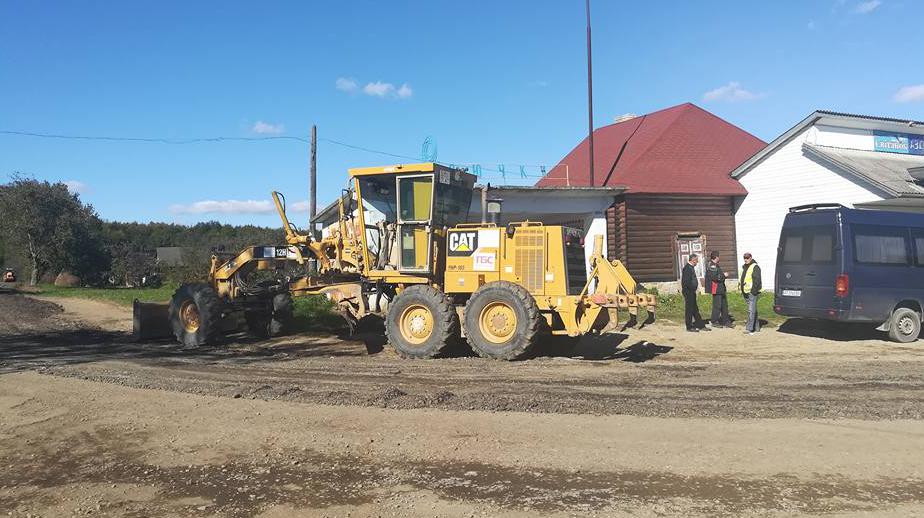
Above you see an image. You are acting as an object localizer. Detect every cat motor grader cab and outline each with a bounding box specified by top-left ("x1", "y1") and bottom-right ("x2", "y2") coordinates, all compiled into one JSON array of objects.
[{"x1": 138, "y1": 162, "x2": 656, "y2": 359}]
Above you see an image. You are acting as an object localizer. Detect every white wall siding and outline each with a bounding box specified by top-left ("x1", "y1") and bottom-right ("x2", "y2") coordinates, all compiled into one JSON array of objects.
[{"x1": 735, "y1": 127, "x2": 884, "y2": 289}]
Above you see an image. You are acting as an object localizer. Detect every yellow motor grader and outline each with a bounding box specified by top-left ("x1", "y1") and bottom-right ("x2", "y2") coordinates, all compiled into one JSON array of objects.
[{"x1": 139, "y1": 162, "x2": 656, "y2": 359}]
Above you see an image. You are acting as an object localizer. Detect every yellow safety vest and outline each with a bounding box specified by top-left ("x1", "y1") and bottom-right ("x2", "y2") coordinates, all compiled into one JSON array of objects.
[{"x1": 741, "y1": 264, "x2": 754, "y2": 292}]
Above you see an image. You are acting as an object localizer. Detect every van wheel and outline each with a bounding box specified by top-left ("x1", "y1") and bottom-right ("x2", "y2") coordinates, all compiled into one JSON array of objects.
[{"x1": 888, "y1": 308, "x2": 921, "y2": 343}]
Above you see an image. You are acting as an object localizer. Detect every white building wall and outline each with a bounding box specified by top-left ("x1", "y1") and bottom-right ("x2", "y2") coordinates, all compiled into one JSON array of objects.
[
  {"x1": 583, "y1": 213, "x2": 607, "y2": 277},
  {"x1": 735, "y1": 127, "x2": 885, "y2": 289}
]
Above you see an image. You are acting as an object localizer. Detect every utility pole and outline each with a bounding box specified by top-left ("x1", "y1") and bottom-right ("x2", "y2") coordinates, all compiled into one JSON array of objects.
[
  {"x1": 585, "y1": 0, "x2": 595, "y2": 186},
  {"x1": 309, "y1": 125, "x2": 317, "y2": 231}
]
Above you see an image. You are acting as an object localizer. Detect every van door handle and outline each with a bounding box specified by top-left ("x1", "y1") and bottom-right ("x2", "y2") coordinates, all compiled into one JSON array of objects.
[{"x1": 805, "y1": 272, "x2": 816, "y2": 277}]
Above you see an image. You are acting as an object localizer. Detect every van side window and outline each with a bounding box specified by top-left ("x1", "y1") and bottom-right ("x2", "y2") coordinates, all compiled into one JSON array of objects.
[
  {"x1": 914, "y1": 233, "x2": 924, "y2": 266},
  {"x1": 853, "y1": 225, "x2": 909, "y2": 265},
  {"x1": 782, "y1": 235, "x2": 803, "y2": 263}
]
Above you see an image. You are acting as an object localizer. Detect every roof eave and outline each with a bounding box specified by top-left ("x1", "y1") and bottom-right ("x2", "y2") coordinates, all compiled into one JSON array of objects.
[
  {"x1": 730, "y1": 111, "x2": 824, "y2": 179},
  {"x1": 801, "y1": 143, "x2": 907, "y2": 198}
]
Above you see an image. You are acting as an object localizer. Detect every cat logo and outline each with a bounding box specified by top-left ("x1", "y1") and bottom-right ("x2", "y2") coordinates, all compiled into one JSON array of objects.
[{"x1": 448, "y1": 231, "x2": 478, "y2": 257}]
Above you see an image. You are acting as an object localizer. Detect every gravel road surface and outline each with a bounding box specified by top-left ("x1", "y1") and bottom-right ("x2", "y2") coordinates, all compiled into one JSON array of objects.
[{"x1": 2, "y1": 292, "x2": 924, "y2": 516}]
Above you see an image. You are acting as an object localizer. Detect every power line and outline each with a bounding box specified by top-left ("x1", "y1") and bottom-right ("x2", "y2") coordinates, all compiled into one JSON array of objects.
[
  {"x1": 317, "y1": 137, "x2": 418, "y2": 161},
  {"x1": 0, "y1": 128, "x2": 550, "y2": 180},
  {"x1": 0, "y1": 130, "x2": 309, "y2": 144}
]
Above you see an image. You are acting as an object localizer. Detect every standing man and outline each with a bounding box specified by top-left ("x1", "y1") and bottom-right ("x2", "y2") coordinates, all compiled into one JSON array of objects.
[
  {"x1": 739, "y1": 252, "x2": 762, "y2": 334},
  {"x1": 705, "y1": 251, "x2": 731, "y2": 327},
  {"x1": 681, "y1": 254, "x2": 709, "y2": 332}
]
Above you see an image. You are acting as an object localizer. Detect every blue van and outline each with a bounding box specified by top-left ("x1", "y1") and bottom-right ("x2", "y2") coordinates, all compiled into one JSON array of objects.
[{"x1": 774, "y1": 204, "x2": 924, "y2": 343}]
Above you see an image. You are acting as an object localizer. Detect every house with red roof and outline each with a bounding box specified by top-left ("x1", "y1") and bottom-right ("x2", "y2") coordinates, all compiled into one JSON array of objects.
[{"x1": 536, "y1": 103, "x2": 765, "y2": 284}]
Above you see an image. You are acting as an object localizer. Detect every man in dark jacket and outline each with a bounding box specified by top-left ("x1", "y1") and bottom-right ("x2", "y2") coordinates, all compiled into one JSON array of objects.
[
  {"x1": 705, "y1": 251, "x2": 731, "y2": 327},
  {"x1": 681, "y1": 254, "x2": 708, "y2": 332},
  {"x1": 739, "y1": 252, "x2": 762, "y2": 334}
]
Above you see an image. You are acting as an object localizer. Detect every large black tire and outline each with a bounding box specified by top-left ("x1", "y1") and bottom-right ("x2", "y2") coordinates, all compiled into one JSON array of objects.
[
  {"x1": 464, "y1": 281, "x2": 542, "y2": 360},
  {"x1": 169, "y1": 283, "x2": 223, "y2": 347},
  {"x1": 888, "y1": 307, "x2": 921, "y2": 343},
  {"x1": 385, "y1": 285, "x2": 459, "y2": 359},
  {"x1": 246, "y1": 292, "x2": 294, "y2": 338}
]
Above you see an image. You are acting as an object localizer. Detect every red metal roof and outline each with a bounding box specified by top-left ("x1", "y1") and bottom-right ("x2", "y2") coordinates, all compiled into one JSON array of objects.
[{"x1": 536, "y1": 103, "x2": 765, "y2": 195}]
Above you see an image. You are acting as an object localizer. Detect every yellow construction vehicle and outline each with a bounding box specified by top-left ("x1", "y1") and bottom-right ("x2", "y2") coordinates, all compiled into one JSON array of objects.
[{"x1": 146, "y1": 162, "x2": 655, "y2": 359}]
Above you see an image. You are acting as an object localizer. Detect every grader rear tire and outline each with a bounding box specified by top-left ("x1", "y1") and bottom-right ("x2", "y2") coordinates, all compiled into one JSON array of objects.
[
  {"x1": 464, "y1": 281, "x2": 541, "y2": 360},
  {"x1": 386, "y1": 285, "x2": 459, "y2": 359},
  {"x1": 169, "y1": 283, "x2": 223, "y2": 347}
]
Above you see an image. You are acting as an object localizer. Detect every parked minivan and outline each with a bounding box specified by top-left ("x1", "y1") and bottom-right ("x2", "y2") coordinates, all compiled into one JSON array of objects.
[{"x1": 774, "y1": 204, "x2": 924, "y2": 343}]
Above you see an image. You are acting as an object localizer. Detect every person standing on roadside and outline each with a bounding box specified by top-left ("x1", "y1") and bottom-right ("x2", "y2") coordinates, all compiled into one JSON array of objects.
[
  {"x1": 681, "y1": 254, "x2": 709, "y2": 332},
  {"x1": 705, "y1": 251, "x2": 731, "y2": 328},
  {"x1": 739, "y1": 252, "x2": 762, "y2": 334}
]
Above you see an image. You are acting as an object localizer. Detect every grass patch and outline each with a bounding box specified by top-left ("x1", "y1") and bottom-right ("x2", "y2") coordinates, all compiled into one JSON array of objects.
[
  {"x1": 34, "y1": 283, "x2": 177, "y2": 306},
  {"x1": 648, "y1": 291, "x2": 783, "y2": 327},
  {"x1": 291, "y1": 296, "x2": 345, "y2": 333}
]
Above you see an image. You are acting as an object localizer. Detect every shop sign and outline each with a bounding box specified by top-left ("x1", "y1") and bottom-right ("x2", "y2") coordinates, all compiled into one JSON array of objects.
[{"x1": 873, "y1": 131, "x2": 924, "y2": 155}]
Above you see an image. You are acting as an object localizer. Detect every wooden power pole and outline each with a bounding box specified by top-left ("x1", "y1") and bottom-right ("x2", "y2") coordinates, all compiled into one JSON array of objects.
[
  {"x1": 585, "y1": 0, "x2": 595, "y2": 186},
  {"x1": 309, "y1": 125, "x2": 317, "y2": 230}
]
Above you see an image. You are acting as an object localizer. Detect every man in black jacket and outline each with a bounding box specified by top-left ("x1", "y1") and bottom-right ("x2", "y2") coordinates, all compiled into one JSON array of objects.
[
  {"x1": 739, "y1": 252, "x2": 762, "y2": 334},
  {"x1": 705, "y1": 251, "x2": 731, "y2": 327},
  {"x1": 681, "y1": 254, "x2": 708, "y2": 332}
]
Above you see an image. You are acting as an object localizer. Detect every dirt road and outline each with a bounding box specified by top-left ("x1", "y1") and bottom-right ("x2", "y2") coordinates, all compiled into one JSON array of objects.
[{"x1": 2, "y1": 292, "x2": 924, "y2": 516}]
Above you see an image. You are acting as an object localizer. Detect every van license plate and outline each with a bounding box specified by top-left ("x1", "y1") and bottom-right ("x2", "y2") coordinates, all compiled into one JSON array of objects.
[{"x1": 782, "y1": 289, "x2": 802, "y2": 297}]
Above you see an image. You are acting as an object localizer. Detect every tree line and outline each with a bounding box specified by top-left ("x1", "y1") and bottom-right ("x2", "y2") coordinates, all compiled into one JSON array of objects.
[{"x1": 0, "y1": 177, "x2": 285, "y2": 286}]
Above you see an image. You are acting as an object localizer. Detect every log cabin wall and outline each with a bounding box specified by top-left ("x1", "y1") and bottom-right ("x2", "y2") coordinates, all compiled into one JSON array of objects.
[{"x1": 606, "y1": 194, "x2": 738, "y2": 283}]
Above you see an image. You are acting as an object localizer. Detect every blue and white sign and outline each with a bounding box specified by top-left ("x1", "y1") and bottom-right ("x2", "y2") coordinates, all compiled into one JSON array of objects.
[{"x1": 874, "y1": 131, "x2": 924, "y2": 155}]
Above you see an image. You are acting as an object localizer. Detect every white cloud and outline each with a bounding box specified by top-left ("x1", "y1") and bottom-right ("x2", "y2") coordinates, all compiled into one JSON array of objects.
[
  {"x1": 702, "y1": 81, "x2": 766, "y2": 102},
  {"x1": 363, "y1": 81, "x2": 395, "y2": 97},
  {"x1": 63, "y1": 180, "x2": 88, "y2": 195},
  {"x1": 396, "y1": 83, "x2": 413, "y2": 98},
  {"x1": 894, "y1": 84, "x2": 924, "y2": 103},
  {"x1": 251, "y1": 121, "x2": 285, "y2": 134},
  {"x1": 335, "y1": 77, "x2": 358, "y2": 93},
  {"x1": 853, "y1": 0, "x2": 881, "y2": 13},
  {"x1": 169, "y1": 199, "x2": 310, "y2": 215},
  {"x1": 337, "y1": 78, "x2": 414, "y2": 99}
]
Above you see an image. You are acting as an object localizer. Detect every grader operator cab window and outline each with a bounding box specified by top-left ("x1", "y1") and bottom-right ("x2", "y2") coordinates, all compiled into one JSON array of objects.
[{"x1": 397, "y1": 174, "x2": 434, "y2": 272}]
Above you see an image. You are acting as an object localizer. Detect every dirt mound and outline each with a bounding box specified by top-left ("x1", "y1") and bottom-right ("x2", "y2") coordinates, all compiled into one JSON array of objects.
[{"x1": 0, "y1": 293, "x2": 63, "y2": 328}]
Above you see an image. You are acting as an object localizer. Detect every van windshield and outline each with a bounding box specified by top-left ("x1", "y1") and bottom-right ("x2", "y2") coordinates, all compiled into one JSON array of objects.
[{"x1": 781, "y1": 226, "x2": 835, "y2": 264}]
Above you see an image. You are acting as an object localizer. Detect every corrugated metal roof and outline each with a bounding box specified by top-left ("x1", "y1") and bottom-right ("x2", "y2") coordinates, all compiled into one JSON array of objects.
[
  {"x1": 802, "y1": 144, "x2": 924, "y2": 198},
  {"x1": 816, "y1": 110, "x2": 924, "y2": 126}
]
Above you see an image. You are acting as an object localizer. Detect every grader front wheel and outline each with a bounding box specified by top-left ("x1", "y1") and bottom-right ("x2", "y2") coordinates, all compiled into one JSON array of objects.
[
  {"x1": 169, "y1": 283, "x2": 223, "y2": 347},
  {"x1": 386, "y1": 285, "x2": 459, "y2": 359},
  {"x1": 464, "y1": 281, "x2": 542, "y2": 360}
]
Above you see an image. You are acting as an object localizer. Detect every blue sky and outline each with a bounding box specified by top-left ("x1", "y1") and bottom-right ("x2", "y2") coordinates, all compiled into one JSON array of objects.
[{"x1": 1, "y1": 0, "x2": 922, "y2": 226}]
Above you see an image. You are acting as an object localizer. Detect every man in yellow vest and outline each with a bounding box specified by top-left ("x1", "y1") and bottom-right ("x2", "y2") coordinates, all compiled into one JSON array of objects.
[{"x1": 739, "y1": 252, "x2": 762, "y2": 335}]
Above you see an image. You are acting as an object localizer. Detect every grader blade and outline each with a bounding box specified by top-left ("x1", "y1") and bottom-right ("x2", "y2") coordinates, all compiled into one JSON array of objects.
[{"x1": 132, "y1": 300, "x2": 173, "y2": 341}]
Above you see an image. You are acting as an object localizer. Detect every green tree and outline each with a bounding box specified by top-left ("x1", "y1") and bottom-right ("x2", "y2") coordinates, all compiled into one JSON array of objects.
[{"x1": 0, "y1": 177, "x2": 108, "y2": 285}]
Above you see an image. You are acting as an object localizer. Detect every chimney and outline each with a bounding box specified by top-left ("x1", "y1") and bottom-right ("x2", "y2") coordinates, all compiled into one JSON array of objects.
[{"x1": 614, "y1": 113, "x2": 638, "y2": 123}]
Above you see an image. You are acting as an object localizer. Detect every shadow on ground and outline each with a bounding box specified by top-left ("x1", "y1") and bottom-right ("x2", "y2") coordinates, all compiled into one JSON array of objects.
[
  {"x1": 776, "y1": 318, "x2": 888, "y2": 342},
  {"x1": 532, "y1": 334, "x2": 673, "y2": 362}
]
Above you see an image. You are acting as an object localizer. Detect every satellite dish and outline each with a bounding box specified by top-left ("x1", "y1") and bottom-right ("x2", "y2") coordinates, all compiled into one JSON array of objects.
[{"x1": 420, "y1": 136, "x2": 438, "y2": 162}]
